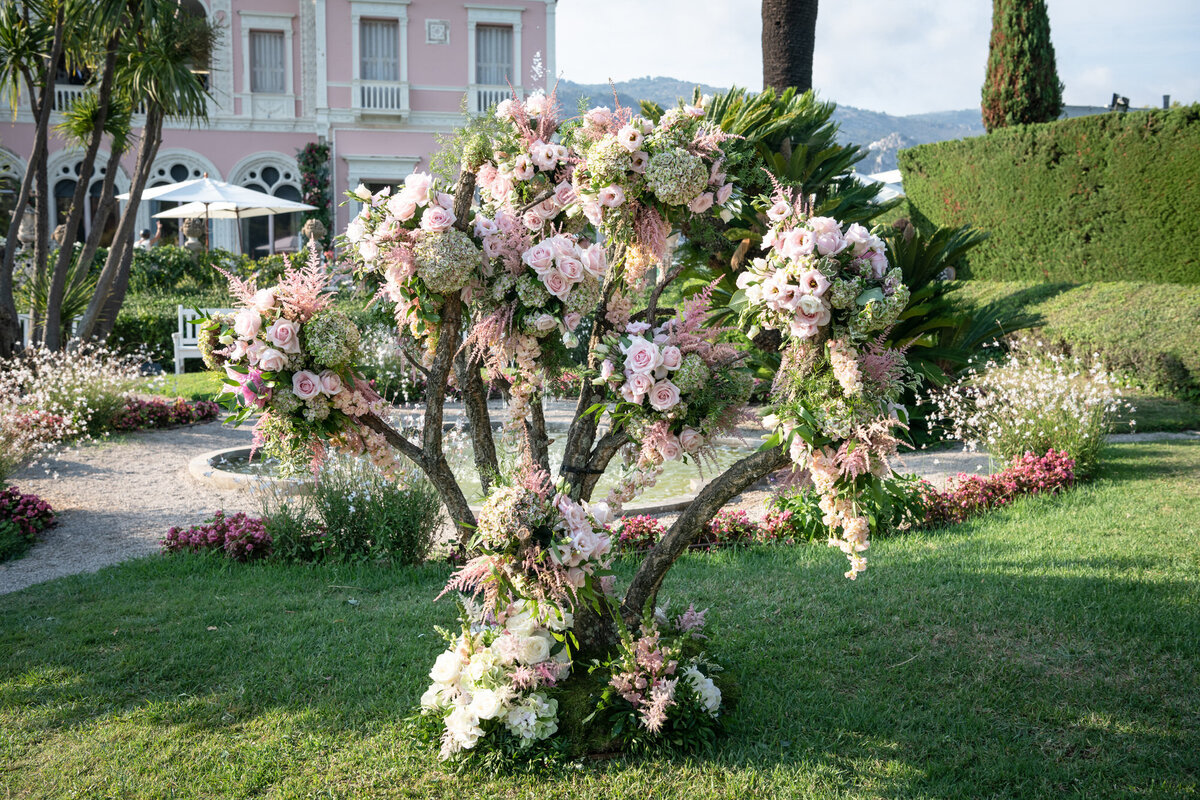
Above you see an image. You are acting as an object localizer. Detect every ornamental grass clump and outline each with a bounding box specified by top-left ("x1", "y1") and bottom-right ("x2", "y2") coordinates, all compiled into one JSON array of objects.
[{"x1": 926, "y1": 340, "x2": 1132, "y2": 479}]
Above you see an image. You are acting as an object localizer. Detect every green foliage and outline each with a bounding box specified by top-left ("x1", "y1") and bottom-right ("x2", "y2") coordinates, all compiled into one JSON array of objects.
[
  {"x1": 128, "y1": 246, "x2": 250, "y2": 293},
  {"x1": 296, "y1": 141, "x2": 332, "y2": 246},
  {"x1": 900, "y1": 106, "x2": 1200, "y2": 282},
  {"x1": 772, "y1": 472, "x2": 930, "y2": 539},
  {"x1": 981, "y1": 0, "x2": 1064, "y2": 131},
  {"x1": 950, "y1": 280, "x2": 1200, "y2": 400},
  {"x1": 0, "y1": 518, "x2": 28, "y2": 563}
]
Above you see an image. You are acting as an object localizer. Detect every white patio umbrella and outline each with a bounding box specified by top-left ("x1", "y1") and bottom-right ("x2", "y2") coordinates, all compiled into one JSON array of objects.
[{"x1": 120, "y1": 176, "x2": 316, "y2": 252}]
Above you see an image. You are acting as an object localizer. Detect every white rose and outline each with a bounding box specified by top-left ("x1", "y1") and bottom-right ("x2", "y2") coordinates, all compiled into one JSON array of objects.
[
  {"x1": 685, "y1": 666, "x2": 722, "y2": 714},
  {"x1": 429, "y1": 650, "x2": 461, "y2": 685},
  {"x1": 464, "y1": 651, "x2": 497, "y2": 684},
  {"x1": 518, "y1": 634, "x2": 552, "y2": 665},
  {"x1": 469, "y1": 688, "x2": 506, "y2": 720},
  {"x1": 251, "y1": 289, "x2": 276, "y2": 312}
]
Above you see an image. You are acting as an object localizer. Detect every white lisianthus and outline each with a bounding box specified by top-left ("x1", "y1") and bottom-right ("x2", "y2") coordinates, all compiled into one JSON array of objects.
[
  {"x1": 684, "y1": 666, "x2": 722, "y2": 714},
  {"x1": 443, "y1": 705, "x2": 484, "y2": 752},
  {"x1": 464, "y1": 650, "x2": 499, "y2": 685}
]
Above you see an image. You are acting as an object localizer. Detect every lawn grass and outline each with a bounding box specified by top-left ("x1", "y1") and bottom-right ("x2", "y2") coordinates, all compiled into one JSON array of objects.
[
  {"x1": 2, "y1": 442, "x2": 1198, "y2": 798},
  {"x1": 141, "y1": 371, "x2": 224, "y2": 402}
]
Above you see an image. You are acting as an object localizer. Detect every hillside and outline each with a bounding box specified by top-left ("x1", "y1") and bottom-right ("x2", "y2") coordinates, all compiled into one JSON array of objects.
[{"x1": 555, "y1": 77, "x2": 985, "y2": 172}]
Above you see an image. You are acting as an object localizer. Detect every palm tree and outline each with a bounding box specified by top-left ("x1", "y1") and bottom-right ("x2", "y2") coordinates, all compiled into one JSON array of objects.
[
  {"x1": 761, "y1": 0, "x2": 819, "y2": 94},
  {"x1": 78, "y1": 2, "x2": 215, "y2": 342},
  {"x1": 0, "y1": 0, "x2": 63, "y2": 357}
]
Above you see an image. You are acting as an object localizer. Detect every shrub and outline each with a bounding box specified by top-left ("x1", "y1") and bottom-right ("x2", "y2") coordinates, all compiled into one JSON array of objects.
[
  {"x1": 922, "y1": 449, "x2": 1075, "y2": 525},
  {"x1": 110, "y1": 397, "x2": 219, "y2": 431},
  {"x1": 609, "y1": 515, "x2": 665, "y2": 552},
  {"x1": 900, "y1": 106, "x2": 1200, "y2": 283},
  {"x1": 129, "y1": 246, "x2": 251, "y2": 293},
  {"x1": 772, "y1": 472, "x2": 930, "y2": 540},
  {"x1": 0, "y1": 486, "x2": 55, "y2": 563},
  {"x1": 162, "y1": 510, "x2": 271, "y2": 561},
  {"x1": 0, "y1": 409, "x2": 73, "y2": 486},
  {"x1": 950, "y1": 281, "x2": 1200, "y2": 401},
  {"x1": 310, "y1": 457, "x2": 443, "y2": 564},
  {"x1": 926, "y1": 340, "x2": 1132, "y2": 479},
  {"x1": 697, "y1": 509, "x2": 760, "y2": 549}
]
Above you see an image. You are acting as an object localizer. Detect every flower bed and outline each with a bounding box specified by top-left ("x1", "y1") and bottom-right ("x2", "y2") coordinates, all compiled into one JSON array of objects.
[
  {"x1": 921, "y1": 449, "x2": 1076, "y2": 525},
  {"x1": 162, "y1": 510, "x2": 271, "y2": 561},
  {"x1": 111, "y1": 397, "x2": 220, "y2": 432},
  {"x1": 0, "y1": 486, "x2": 55, "y2": 563}
]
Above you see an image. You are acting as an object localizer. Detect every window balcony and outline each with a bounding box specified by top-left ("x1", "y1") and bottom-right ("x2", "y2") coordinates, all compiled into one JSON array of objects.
[
  {"x1": 354, "y1": 79, "x2": 409, "y2": 118},
  {"x1": 470, "y1": 84, "x2": 516, "y2": 115}
]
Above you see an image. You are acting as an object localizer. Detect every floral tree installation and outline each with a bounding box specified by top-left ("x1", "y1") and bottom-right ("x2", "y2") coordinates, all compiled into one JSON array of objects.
[{"x1": 198, "y1": 89, "x2": 915, "y2": 762}]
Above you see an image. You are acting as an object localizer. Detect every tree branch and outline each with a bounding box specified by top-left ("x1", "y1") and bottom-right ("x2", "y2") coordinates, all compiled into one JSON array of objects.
[
  {"x1": 455, "y1": 346, "x2": 500, "y2": 494},
  {"x1": 579, "y1": 429, "x2": 630, "y2": 502},
  {"x1": 621, "y1": 446, "x2": 790, "y2": 621}
]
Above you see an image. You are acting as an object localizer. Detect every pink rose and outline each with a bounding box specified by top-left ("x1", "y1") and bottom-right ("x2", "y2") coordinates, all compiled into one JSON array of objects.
[
  {"x1": 522, "y1": 241, "x2": 556, "y2": 273},
  {"x1": 648, "y1": 380, "x2": 681, "y2": 411},
  {"x1": 622, "y1": 337, "x2": 662, "y2": 375},
  {"x1": 266, "y1": 319, "x2": 301, "y2": 354},
  {"x1": 843, "y1": 223, "x2": 872, "y2": 256},
  {"x1": 660, "y1": 345, "x2": 682, "y2": 370},
  {"x1": 566, "y1": 567, "x2": 587, "y2": 588},
  {"x1": 600, "y1": 360, "x2": 616, "y2": 381},
  {"x1": 625, "y1": 321, "x2": 651, "y2": 335},
  {"x1": 533, "y1": 313, "x2": 557, "y2": 333},
  {"x1": 522, "y1": 209, "x2": 545, "y2": 231},
  {"x1": 541, "y1": 269, "x2": 571, "y2": 299},
  {"x1": 585, "y1": 105, "x2": 612, "y2": 128},
  {"x1": 619, "y1": 380, "x2": 644, "y2": 404},
  {"x1": 767, "y1": 200, "x2": 791, "y2": 222},
  {"x1": 386, "y1": 192, "x2": 418, "y2": 222},
  {"x1": 257, "y1": 347, "x2": 286, "y2": 372},
  {"x1": 657, "y1": 434, "x2": 682, "y2": 461},
  {"x1": 554, "y1": 181, "x2": 577, "y2": 207},
  {"x1": 581, "y1": 244, "x2": 607, "y2": 278},
  {"x1": 436, "y1": 192, "x2": 455, "y2": 210},
  {"x1": 679, "y1": 427, "x2": 703, "y2": 453},
  {"x1": 683, "y1": 104, "x2": 704, "y2": 118},
  {"x1": 251, "y1": 289, "x2": 276, "y2": 312},
  {"x1": 420, "y1": 206, "x2": 456, "y2": 233},
  {"x1": 318, "y1": 369, "x2": 343, "y2": 396},
  {"x1": 627, "y1": 371, "x2": 655, "y2": 398},
  {"x1": 404, "y1": 172, "x2": 433, "y2": 203},
  {"x1": 869, "y1": 250, "x2": 889, "y2": 279},
  {"x1": 292, "y1": 370, "x2": 321, "y2": 400},
  {"x1": 687, "y1": 192, "x2": 714, "y2": 214},
  {"x1": 815, "y1": 231, "x2": 847, "y2": 257},
  {"x1": 245, "y1": 340, "x2": 267, "y2": 365},
  {"x1": 617, "y1": 125, "x2": 643, "y2": 152},
  {"x1": 581, "y1": 197, "x2": 603, "y2": 225},
  {"x1": 233, "y1": 309, "x2": 262, "y2": 339},
  {"x1": 564, "y1": 312, "x2": 582, "y2": 331},
  {"x1": 807, "y1": 216, "x2": 841, "y2": 236},
  {"x1": 716, "y1": 182, "x2": 734, "y2": 205},
  {"x1": 557, "y1": 256, "x2": 584, "y2": 283},
  {"x1": 536, "y1": 198, "x2": 559, "y2": 220},
  {"x1": 598, "y1": 185, "x2": 625, "y2": 208}
]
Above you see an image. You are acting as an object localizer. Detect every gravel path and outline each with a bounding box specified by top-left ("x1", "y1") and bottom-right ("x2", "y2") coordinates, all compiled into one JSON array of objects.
[
  {"x1": 2, "y1": 419, "x2": 1195, "y2": 596},
  {"x1": 1, "y1": 422, "x2": 256, "y2": 595}
]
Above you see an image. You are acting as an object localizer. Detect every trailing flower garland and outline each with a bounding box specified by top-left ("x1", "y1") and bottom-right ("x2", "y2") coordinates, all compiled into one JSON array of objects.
[
  {"x1": 296, "y1": 141, "x2": 332, "y2": 246},
  {"x1": 735, "y1": 187, "x2": 914, "y2": 579}
]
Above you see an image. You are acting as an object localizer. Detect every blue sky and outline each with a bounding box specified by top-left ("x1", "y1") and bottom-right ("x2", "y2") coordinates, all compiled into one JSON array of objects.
[{"x1": 556, "y1": 0, "x2": 1200, "y2": 115}]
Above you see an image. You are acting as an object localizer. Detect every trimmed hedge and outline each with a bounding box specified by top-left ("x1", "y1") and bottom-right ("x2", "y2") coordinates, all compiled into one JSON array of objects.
[
  {"x1": 900, "y1": 106, "x2": 1200, "y2": 283},
  {"x1": 950, "y1": 280, "x2": 1200, "y2": 400}
]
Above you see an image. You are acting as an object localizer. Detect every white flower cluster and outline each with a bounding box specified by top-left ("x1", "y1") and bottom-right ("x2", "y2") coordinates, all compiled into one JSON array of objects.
[{"x1": 421, "y1": 600, "x2": 573, "y2": 759}]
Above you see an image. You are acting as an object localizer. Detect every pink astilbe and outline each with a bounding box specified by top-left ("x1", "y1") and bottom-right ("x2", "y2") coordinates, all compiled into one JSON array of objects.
[
  {"x1": 640, "y1": 679, "x2": 678, "y2": 733},
  {"x1": 835, "y1": 439, "x2": 872, "y2": 479},
  {"x1": 274, "y1": 246, "x2": 335, "y2": 322},
  {"x1": 687, "y1": 126, "x2": 738, "y2": 158},
  {"x1": 674, "y1": 603, "x2": 708, "y2": 635},
  {"x1": 633, "y1": 204, "x2": 670, "y2": 265},
  {"x1": 438, "y1": 554, "x2": 502, "y2": 608},
  {"x1": 859, "y1": 330, "x2": 910, "y2": 395},
  {"x1": 462, "y1": 306, "x2": 514, "y2": 379},
  {"x1": 214, "y1": 266, "x2": 259, "y2": 307}
]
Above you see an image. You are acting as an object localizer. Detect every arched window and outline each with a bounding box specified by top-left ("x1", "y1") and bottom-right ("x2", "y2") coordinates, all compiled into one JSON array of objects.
[
  {"x1": 0, "y1": 150, "x2": 23, "y2": 237},
  {"x1": 147, "y1": 160, "x2": 207, "y2": 246},
  {"x1": 237, "y1": 160, "x2": 302, "y2": 256},
  {"x1": 49, "y1": 155, "x2": 120, "y2": 246}
]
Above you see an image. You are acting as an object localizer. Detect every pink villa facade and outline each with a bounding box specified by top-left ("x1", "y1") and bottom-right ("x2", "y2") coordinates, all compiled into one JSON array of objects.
[{"x1": 0, "y1": 0, "x2": 556, "y2": 255}]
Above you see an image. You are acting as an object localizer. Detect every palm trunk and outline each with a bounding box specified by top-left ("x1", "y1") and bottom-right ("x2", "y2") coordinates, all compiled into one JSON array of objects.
[
  {"x1": 45, "y1": 38, "x2": 118, "y2": 350},
  {"x1": 761, "y1": 0, "x2": 819, "y2": 93},
  {"x1": 0, "y1": 9, "x2": 63, "y2": 357},
  {"x1": 73, "y1": 146, "x2": 124, "y2": 296},
  {"x1": 79, "y1": 104, "x2": 163, "y2": 341}
]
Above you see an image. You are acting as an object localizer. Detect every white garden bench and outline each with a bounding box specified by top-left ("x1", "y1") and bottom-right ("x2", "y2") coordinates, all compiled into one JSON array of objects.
[
  {"x1": 16, "y1": 312, "x2": 81, "y2": 348},
  {"x1": 173, "y1": 306, "x2": 235, "y2": 374}
]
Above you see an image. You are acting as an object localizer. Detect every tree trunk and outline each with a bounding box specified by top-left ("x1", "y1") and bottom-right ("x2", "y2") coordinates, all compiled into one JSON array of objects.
[
  {"x1": 0, "y1": 11, "x2": 64, "y2": 357},
  {"x1": 73, "y1": 146, "x2": 124, "y2": 296},
  {"x1": 761, "y1": 0, "x2": 819, "y2": 94},
  {"x1": 44, "y1": 39, "x2": 119, "y2": 350},
  {"x1": 79, "y1": 104, "x2": 164, "y2": 341},
  {"x1": 454, "y1": 347, "x2": 500, "y2": 494}
]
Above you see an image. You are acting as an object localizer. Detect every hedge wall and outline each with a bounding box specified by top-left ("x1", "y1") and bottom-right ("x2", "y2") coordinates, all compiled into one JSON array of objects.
[
  {"x1": 900, "y1": 106, "x2": 1200, "y2": 283},
  {"x1": 950, "y1": 280, "x2": 1200, "y2": 400}
]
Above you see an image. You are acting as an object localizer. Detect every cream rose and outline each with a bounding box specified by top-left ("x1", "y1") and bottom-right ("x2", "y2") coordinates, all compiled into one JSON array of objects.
[
  {"x1": 318, "y1": 369, "x2": 343, "y2": 396},
  {"x1": 657, "y1": 433, "x2": 683, "y2": 461},
  {"x1": 581, "y1": 244, "x2": 607, "y2": 278},
  {"x1": 541, "y1": 269, "x2": 571, "y2": 299},
  {"x1": 627, "y1": 371, "x2": 655, "y2": 398},
  {"x1": 679, "y1": 427, "x2": 703, "y2": 453},
  {"x1": 622, "y1": 337, "x2": 662, "y2": 375},
  {"x1": 660, "y1": 345, "x2": 682, "y2": 371},
  {"x1": 420, "y1": 206, "x2": 456, "y2": 233},
  {"x1": 251, "y1": 289, "x2": 276, "y2": 312},
  {"x1": 429, "y1": 650, "x2": 462, "y2": 684},
  {"x1": 522, "y1": 241, "x2": 556, "y2": 273},
  {"x1": 469, "y1": 688, "x2": 506, "y2": 720},
  {"x1": 386, "y1": 192, "x2": 418, "y2": 222},
  {"x1": 557, "y1": 256, "x2": 584, "y2": 283},
  {"x1": 517, "y1": 634, "x2": 552, "y2": 665}
]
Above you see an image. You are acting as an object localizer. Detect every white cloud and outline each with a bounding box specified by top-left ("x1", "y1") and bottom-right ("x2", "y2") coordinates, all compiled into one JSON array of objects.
[{"x1": 555, "y1": 0, "x2": 1199, "y2": 114}]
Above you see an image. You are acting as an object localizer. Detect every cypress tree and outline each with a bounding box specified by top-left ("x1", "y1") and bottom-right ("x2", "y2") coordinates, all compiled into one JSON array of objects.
[{"x1": 981, "y1": 0, "x2": 1064, "y2": 132}]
